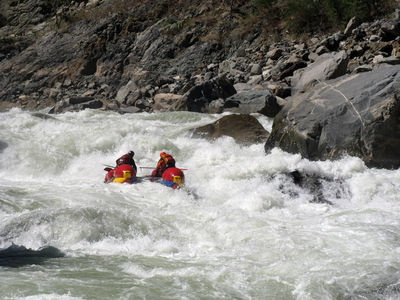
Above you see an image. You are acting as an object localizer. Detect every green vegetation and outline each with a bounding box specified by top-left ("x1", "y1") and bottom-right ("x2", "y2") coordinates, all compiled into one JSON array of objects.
[
  {"x1": 251, "y1": 0, "x2": 396, "y2": 33},
  {"x1": 252, "y1": 0, "x2": 275, "y2": 8},
  {"x1": 162, "y1": 16, "x2": 190, "y2": 34}
]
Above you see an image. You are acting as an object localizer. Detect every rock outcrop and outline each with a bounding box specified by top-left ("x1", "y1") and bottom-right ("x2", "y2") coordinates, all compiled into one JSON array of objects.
[
  {"x1": 176, "y1": 75, "x2": 237, "y2": 112},
  {"x1": 265, "y1": 65, "x2": 400, "y2": 169}
]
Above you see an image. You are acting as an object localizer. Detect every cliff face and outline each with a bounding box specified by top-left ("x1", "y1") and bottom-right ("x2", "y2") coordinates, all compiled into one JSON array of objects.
[
  {"x1": 0, "y1": 0, "x2": 399, "y2": 114},
  {"x1": 0, "y1": 0, "x2": 259, "y2": 111}
]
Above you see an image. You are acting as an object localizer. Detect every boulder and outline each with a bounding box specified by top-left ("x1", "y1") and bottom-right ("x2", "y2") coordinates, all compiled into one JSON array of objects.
[
  {"x1": 67, "y1": 96, "x2": 94, "y2": 105},
  {"x1": 177, "y1": 75, "x2": 236, "y2": 112},
  {"x1": 250, "y1": 63, "x2": 262, "y2": 75},
  {"x1": 373, "y1": 55, "x2": 400, "y2": 66},
  {"x1": 81, "y1": 99, "x2": 103, "y2": 110},
  {"x1": 353, "y1": 65, "x2": 372, "y2": 73},
  {"x1": 153, "y1": 93, "x2": 183, "y2": 112},
  {"x1": 49, "y1": 97, "x2": 103, "y2": 113},
  {"x1": 291, "y1": 51, "x2": 349, "y2": 93},
  {"x1": 315, "y1": 45, "x2": 329, "y2": 55},
  {"x1": 118, "y1": 106, "x2": 141, "y2": 114},
  {"x1": 204, "y1": 99, "x2": 224, "y2": 114},
  {"x1": 317, "y1": 32, "x2": 343, "y2": 52},
  {"x1": 265, "y1": 65, "x2": 400, "y2": 169},
  {"x1": 223, "y1": 89, "x2": 281, "y2": 117},
  {"x1": 247, "y1": 75, "x2": 263, "y2": 85},
  {"x1": 344, "y1": 17, "x2": 360, "y2": 37},
  {"x1": 116, "y1": 80, "x2": 138, "y2": 104},
  {"x1": 267, "y1": 48, "x2": 283, "y2": 60},
  {"x1": 278, "y1": 60, "x2": 307, "y2": 80},
  {"x1": 281, "y1": 170, "x2": 336, "y2": 204},
  {"x1": 0, "y1": 244, "x2": 64, "y2": 268},
  {"x1": 379, "y1": 20, "x2": 400, "y2": 42},
  {"x1": 192, "y1": 114, "x2": 269, "y2": 145},
  {"x1": 267, "y1": 82, "x2": 291, "y2": 98},
  {"x1": 233, "y1": 83, "x2": 254, "y2": 92}
]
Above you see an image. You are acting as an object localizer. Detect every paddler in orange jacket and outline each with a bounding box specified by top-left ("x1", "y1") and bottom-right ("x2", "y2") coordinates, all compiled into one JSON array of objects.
[{"x1": 151, "y1": 152, "x2": 175, "y2": 177}]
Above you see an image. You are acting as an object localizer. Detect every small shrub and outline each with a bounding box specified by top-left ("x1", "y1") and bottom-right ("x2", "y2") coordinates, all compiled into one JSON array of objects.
[
  {"x1": 283, "y1": 0, "x2": 397, "y2": 33},
  {"x1": 252, "y1": 0, "x2": 276, "y2": 8}
]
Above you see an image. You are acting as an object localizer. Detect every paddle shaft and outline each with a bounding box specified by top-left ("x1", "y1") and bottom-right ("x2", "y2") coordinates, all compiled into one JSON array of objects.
[{"x1": 140, "y1": 166, "x2": 187, "y2": 170}]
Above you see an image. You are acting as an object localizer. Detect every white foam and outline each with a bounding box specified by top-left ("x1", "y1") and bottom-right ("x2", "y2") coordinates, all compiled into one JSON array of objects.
[{"x1": 1, "y1": 109, "x2": 400, "y2": 299}]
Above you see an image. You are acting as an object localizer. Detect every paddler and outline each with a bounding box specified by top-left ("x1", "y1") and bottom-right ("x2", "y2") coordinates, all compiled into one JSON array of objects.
[
  {"x1": 104, "y1": 151, "x2": 137, "y2": 183},
  {"x1": 151, "y1": 152, "x2": 176, "y2": 177},
  {"x1": 115, "y1": 151, "x2": 137, "y2": 172}
]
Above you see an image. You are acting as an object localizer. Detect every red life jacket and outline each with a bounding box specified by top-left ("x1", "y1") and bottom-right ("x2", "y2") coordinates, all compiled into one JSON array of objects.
[{"x1": 116, "y1": 153, "x2": 137, "y2": 171}]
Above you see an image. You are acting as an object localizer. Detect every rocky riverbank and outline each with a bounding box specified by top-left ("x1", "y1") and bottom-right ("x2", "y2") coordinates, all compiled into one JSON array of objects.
[{"x1": 1, "y1": 0, "x2": 400, "y2": 168}]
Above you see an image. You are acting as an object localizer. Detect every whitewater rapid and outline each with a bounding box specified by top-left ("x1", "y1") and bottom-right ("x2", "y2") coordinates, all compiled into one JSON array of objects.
[{"x1": 1, "y1": 108, "x2": 400, "y2": 300}]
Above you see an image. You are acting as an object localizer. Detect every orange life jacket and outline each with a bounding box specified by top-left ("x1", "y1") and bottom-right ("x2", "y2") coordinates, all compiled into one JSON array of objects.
[{"x1": 153, "y1": 152, "x2": 175, "y2": 177}]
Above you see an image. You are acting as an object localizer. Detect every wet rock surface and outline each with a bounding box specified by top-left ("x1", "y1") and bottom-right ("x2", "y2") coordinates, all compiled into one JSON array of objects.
[{"x1": 192, "y1": 114, "x2": 269, "y2": 145}]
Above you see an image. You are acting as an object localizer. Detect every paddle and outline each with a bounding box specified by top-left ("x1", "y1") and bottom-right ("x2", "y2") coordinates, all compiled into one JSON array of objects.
[
  {"x1": 140, "y1": 166, "x2": 188, "y2": 170},
  {"x1": 104, "y1": 165, "x2": 187, "y2": 170}
]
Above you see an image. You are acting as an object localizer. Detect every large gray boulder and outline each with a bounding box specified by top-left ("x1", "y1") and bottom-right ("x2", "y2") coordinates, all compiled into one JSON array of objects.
[
  {"x1": 116, "y1": 80, "x2": 138, "y2": 104},
  {"x1": 291, "y1": 50, "x2": 349, "y2": 93},
  {"x1": 265, "y1": 65, "x2": 400, "y2": 169}
]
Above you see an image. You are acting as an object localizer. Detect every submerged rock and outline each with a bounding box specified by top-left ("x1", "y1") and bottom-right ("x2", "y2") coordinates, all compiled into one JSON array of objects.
[
  {"x1": 192, "y1": 114, "x2": 269, "y2": 145},
  {"x1": 0, "y1": 244, "x2": 64, "y2": 268},
  {"x1": 274, "y1": 170, "x2": 349, "y2": 205}
]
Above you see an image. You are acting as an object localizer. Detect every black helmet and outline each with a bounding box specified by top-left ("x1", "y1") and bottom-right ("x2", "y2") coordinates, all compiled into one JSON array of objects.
[{"x1": 128, "y1": 151, "x2": 135, "y2": 157}]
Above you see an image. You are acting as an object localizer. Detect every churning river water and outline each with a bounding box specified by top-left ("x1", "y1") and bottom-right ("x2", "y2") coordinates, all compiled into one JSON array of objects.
[{"x1": 1, "y1": 108, "x2": 400, "y2": 300}]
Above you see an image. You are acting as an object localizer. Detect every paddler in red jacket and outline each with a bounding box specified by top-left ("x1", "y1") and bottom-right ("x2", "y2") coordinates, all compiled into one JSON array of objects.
[
  {"x1": 151, "y1": 152, "x2": 175, "y2": 177},
  {"x1": 116, "y1": 151, "x2": 137, "y2": 172},
  {"x1": 104, "y1": 151, "x2": 137, "y2": 183}
]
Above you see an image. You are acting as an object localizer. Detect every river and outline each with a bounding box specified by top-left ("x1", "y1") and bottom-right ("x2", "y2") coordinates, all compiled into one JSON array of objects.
[{"x1": 0, "y1": 108, "x2": 400, "y2": 300}]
